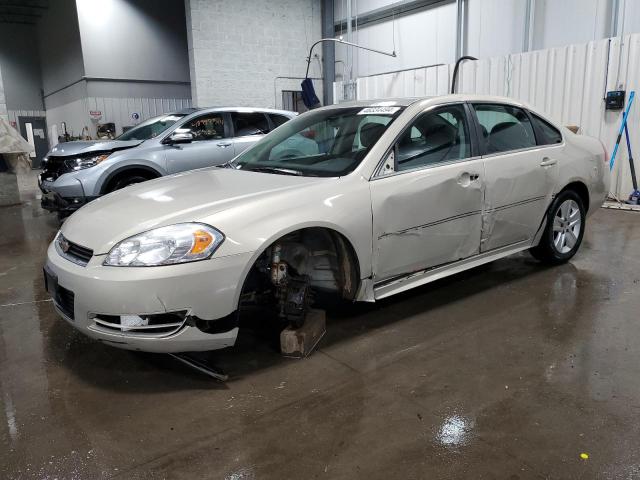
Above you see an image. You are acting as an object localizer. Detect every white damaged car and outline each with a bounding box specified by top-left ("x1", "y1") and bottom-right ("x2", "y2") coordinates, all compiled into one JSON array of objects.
[{"x1": 44, "y1": 95, "x2": 609, "y2": 353}]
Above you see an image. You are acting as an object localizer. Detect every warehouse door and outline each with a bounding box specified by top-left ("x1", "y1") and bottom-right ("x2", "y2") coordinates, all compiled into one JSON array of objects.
[{"x1": 18, "y1": 116, "x2": 48, "y2": 169}]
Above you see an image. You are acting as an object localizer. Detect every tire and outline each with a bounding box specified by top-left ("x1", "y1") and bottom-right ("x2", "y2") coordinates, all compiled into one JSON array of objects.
[
  {"x1": 530, "y1": 190, "x2": 586, "y2": 264},
  {"x1": 107, "y1": 174, "x2": 150, "y2": 193}
]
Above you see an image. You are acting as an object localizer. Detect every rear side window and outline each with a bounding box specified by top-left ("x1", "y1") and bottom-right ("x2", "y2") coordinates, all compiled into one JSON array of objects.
[
  {"x1": 473, "y1": 104, "x2": 536, "y2": 154},
  {"x1": 531, "y1": 113, "x2": 562, "y2": 145},
  {"x1": 269, "y1": 114, "x2": 291, "y2": 128},
  {"x1": 232, "y1": 112, "x2": 270, "y2": 136}
]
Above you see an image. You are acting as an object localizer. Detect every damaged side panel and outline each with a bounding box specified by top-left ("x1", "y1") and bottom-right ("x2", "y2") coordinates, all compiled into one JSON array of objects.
[
  {"x1": 370, "y1": 159, "x2": 485, "y2": 282},
  {"x1": 480, "y1": 147, "x2": 560, "y2": 252}
]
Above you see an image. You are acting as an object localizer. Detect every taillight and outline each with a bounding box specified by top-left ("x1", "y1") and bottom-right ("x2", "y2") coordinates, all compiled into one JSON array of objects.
[{"x1": 598, "y1": 139, "x2": 609, "y2": 165}]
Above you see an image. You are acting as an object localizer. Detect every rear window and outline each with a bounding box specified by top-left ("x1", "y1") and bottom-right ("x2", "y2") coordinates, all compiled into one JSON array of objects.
[{"x1": 531, "y1": 113, "x2": 563, "y2": 145}]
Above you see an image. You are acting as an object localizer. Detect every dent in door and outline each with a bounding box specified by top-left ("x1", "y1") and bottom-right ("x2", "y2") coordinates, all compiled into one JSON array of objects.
[{"x1": 375, "y1": 174, "x2": 483, "y2": 279}]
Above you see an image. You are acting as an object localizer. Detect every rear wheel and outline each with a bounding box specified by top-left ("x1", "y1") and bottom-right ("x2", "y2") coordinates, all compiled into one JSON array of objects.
[{"x1": 530, "y1": 190, "x2": 586, "y2": 264}]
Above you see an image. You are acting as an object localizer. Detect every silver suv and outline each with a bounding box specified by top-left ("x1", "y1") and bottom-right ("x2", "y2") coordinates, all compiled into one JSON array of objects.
[{"x1": 39, "y1": 107, "x2": 296, "y2": 214}]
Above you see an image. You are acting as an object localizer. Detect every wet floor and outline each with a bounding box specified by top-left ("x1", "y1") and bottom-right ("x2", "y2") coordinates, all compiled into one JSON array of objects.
[{"x1": 1, "y1": 195, "x2": 640, "y2": 479}]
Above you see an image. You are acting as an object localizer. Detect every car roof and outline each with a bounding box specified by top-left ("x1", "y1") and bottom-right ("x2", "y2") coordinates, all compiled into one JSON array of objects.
[
  {"x1": 174, "y1": 106, "x2": 297, "y2": 116},
  {"x1": 322, "y1": 94, "x2": 531, "y2": 109}
]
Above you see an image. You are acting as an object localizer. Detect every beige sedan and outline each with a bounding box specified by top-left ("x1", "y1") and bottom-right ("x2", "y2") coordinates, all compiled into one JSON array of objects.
[{"x1": 44, "y1": 95, "x2": 609, "y2": 353}]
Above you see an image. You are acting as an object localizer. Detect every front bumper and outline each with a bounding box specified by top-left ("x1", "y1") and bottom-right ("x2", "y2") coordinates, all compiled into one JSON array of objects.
[
  {"x1": 45, "y1": 242, "x2": 254, "y2": 353},
  {"x1": 39, "y1": 174, "x2": 97, "y2": 213}
]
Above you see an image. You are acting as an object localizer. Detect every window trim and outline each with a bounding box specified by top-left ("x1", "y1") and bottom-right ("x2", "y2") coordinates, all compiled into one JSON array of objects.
[{"x1": 371, "y1": 102, "x2": 480, "y2": 180}]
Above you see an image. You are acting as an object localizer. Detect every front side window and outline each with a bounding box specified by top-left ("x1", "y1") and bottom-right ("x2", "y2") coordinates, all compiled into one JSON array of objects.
[
  {"x1": 116, "y1": 114, "x2": 186, "y2": 141},
  {"x1": 178, "y1": 114, "x2": 227, "y2": 141},
  {"x1": 473, "y1": 104, "x2": 536, "y2": 154},
  {"x1": 233, "y1": 106, "x2": 404, "y2": 177},
  {"x1": 531, "y1": 113, "x2": 562, "y2": 145},
  {"x1": 232, "y1": 112, "x2": 270, "y2": 136},
  {"x1": 394, "y1": 104, "x2": 471, "y2": 172}
]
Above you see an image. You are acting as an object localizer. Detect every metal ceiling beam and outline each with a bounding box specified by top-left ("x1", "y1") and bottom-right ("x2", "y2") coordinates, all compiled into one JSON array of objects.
[
  {"x1": 334, "y1": 0, "x2": 454, "y2": 34},
  {"x1": 610, "y1": 0, "x2": 620, "y2": 37}
]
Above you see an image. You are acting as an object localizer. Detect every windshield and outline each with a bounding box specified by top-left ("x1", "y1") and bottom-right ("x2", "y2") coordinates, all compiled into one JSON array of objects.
[
  {"x1": 116, "y1": 114, "x2": 186, "y2": 141},
  {"x1": 233, "y1": 106, "x2": 404, "y2": 177}
]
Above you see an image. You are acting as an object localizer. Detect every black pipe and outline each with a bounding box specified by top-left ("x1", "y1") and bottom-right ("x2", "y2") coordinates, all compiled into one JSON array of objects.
[{"x1": 450, "y1": 55, "x2": 478, "y2": 94}]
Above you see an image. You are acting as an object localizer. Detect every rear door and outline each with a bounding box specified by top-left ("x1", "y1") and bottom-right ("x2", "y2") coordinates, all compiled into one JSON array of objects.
[
  {"x1": 230, "y1": 112, "x2": 271, "y2": 155},
  {"x1": 164, "y1": 112, "x2": 235, "y2": 173},
  {"x1": 472, "y1": 103, "x2": 560, "y2": 252}
]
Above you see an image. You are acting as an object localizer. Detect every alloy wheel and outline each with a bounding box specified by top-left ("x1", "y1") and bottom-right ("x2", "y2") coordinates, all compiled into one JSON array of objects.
[{"x1": 552, "y1": 199, "x2": 582, "y2": 254}]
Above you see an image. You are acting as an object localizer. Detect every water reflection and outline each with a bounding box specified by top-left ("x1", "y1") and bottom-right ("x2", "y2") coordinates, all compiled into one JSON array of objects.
[{"x1": 436, "y1": 415, "x2": 474, "y2": 447}]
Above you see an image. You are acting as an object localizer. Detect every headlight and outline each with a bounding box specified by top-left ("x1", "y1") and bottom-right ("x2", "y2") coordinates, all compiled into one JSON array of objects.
[
  {"x1": 64, "y1": 153, "x2": 110, "y2": 171},
  {"x1": 104, "y1": 223, "x2": 224, "y2": 266}
]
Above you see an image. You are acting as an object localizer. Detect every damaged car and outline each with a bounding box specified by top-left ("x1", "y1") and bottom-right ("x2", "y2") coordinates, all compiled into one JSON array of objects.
[
  {"x1": 43, "y1": 95, "x2": 609, "y2": 353},
  {"x1": 39, "y1": 107, "x2": 296, "y2": 215}
]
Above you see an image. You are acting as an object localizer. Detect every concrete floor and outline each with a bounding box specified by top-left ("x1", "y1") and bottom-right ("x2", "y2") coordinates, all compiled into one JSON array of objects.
[{"x1": 1, "y1": 191, "x2": 640, "y2": 479}]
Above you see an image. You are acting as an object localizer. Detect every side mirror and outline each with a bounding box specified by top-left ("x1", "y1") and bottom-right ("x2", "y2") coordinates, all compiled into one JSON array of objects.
[{"x1": 166, "y1": 132, "x2": 193, "y2": 144}]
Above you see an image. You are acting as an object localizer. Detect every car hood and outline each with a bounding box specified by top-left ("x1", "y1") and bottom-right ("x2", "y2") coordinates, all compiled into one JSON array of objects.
[
  {"x1": 48, "y1": 139, "x2": 143, "y2": 157},
  {"x1": 61, "y1": 168, "x2": 324, "y2": 254}
]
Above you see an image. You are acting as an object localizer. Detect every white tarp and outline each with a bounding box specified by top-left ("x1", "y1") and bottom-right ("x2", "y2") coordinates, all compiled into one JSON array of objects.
[{"x1": 0, "y1": 116, "x2": 33, "y2": 154}]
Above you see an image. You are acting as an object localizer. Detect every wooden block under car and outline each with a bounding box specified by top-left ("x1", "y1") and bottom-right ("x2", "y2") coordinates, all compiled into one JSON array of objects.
[{"x1": 280, "y1": 309, "x2": 326, "y2": 358}]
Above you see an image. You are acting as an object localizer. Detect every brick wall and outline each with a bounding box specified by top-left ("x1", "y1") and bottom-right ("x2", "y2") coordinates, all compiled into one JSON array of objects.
[{"x1": 185, "y1": 0, "x2": 322, "y2": 109}]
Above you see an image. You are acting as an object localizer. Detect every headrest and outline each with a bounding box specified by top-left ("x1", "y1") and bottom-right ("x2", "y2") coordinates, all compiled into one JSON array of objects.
[{"x1": 360, "y1": 123, "x2": 386, "y2": 148}]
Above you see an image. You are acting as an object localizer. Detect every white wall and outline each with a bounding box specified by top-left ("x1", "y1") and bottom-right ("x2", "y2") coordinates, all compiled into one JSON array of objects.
[
  {"x1": 334, "y1": 0, "x2": 637, "y2": 78},
  {"x1": 335, "y1": 2, "x2": 457, "y2": 79},
  {"x1": 76, "y1": 0, "x2": 190, "y2": 83},
  {"x1": 0, "y1": 24, "x2": 44, "y2": 112},
  {"x1": 532, "y1": 0, "x2": 611, "y2": 50},
  {"x1": 335, "y1": 33, "x2": 640, "y2": 200},
  {"x1": 185, "y1": 0, "x2": 323, "y2": 108},
  {"x1": 466, "y1": 0, "x2": 528, "y2": 58}
]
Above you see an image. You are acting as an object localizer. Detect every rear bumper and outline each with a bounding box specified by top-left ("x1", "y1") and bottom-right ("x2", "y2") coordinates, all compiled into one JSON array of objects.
[{"x1": 45, "y1": 242, "x2": 254, "y2": 353}]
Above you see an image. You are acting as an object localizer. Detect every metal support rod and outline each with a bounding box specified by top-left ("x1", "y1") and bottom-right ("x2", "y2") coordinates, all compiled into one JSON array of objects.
[
  {"x1": 610, "y1": 0, "x2": 620, "y2": 37},
  {"x1": 523, "y1": 0, "x2": 535, "y2": 52},
  {"x1": 450, "y1": 56, "x2": 478, "y2": 94},
  {"x1": 624, "y1": 122, "x2": 638, "y2": 190},
  {"x1": 321, "y1": 0, "x2": 335, "y2": 105},
  {"x1": 305, "y1": 38, "x2": 396, "y2": 79},
  {"x1": 455, "y1": 0, "x2": 466, "y2": 59}
]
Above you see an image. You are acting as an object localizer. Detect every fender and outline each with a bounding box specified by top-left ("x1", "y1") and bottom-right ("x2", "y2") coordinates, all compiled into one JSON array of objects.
[
  {"x1": 98, "y1": 163, "x2": 165, "y2": 194},
  {"x1": 230, "y1": 221, "x2": 366, "y2": 310}
]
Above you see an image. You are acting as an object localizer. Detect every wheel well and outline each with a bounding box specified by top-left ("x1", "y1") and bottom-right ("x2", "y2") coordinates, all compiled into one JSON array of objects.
[
  {"x1": 102, "y1": 167, "x2": 161, "y2": 194},
  {"x1": 243, "y1": 227, "x2": 361, "y2": 302},
  {"x1": 560, "y1": 181, "x2": 590, "y2": 213}
]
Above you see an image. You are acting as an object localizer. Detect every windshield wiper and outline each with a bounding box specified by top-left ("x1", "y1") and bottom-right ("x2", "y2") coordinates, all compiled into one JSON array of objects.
[{"x1": 245, "y1": 166, "x2": 304, "y2": 176}]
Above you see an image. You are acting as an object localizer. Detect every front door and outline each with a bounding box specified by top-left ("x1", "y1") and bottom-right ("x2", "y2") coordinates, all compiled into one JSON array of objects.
[
  {"x1": 18, "y1": 116, "x2": 48, "y2": 168},
  {"x1": 471, "y1": 103, "x2": 559, "y2": 252},
  {"x1": 165, "y1": 112, "x2": 235, "y2": 173},
  {"x1": 371, "y1": 104, "x2": 484, "y2": 282}
]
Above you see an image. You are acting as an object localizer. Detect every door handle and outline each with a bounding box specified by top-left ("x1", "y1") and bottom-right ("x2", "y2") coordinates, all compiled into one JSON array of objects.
[
  {"x1": 217, "y1": 142, "x2": 232, "y2": 148},
  {"x1": 457, "y1": 172, "x2": 480, "y2": 187},
  {"x1": 540, "y1": 157, "x2": 557, "y2": 167}
]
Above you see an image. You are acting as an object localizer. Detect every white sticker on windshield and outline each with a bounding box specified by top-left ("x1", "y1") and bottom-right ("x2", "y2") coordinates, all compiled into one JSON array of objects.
[{"x1": 358, "y1": 106, "x2": 401, "y2": 115}]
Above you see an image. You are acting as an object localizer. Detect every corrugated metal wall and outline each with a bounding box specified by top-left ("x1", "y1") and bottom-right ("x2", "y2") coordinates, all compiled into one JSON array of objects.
[{"x1": 335, "y1": 33, "x2": 640, "y2": 199}]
